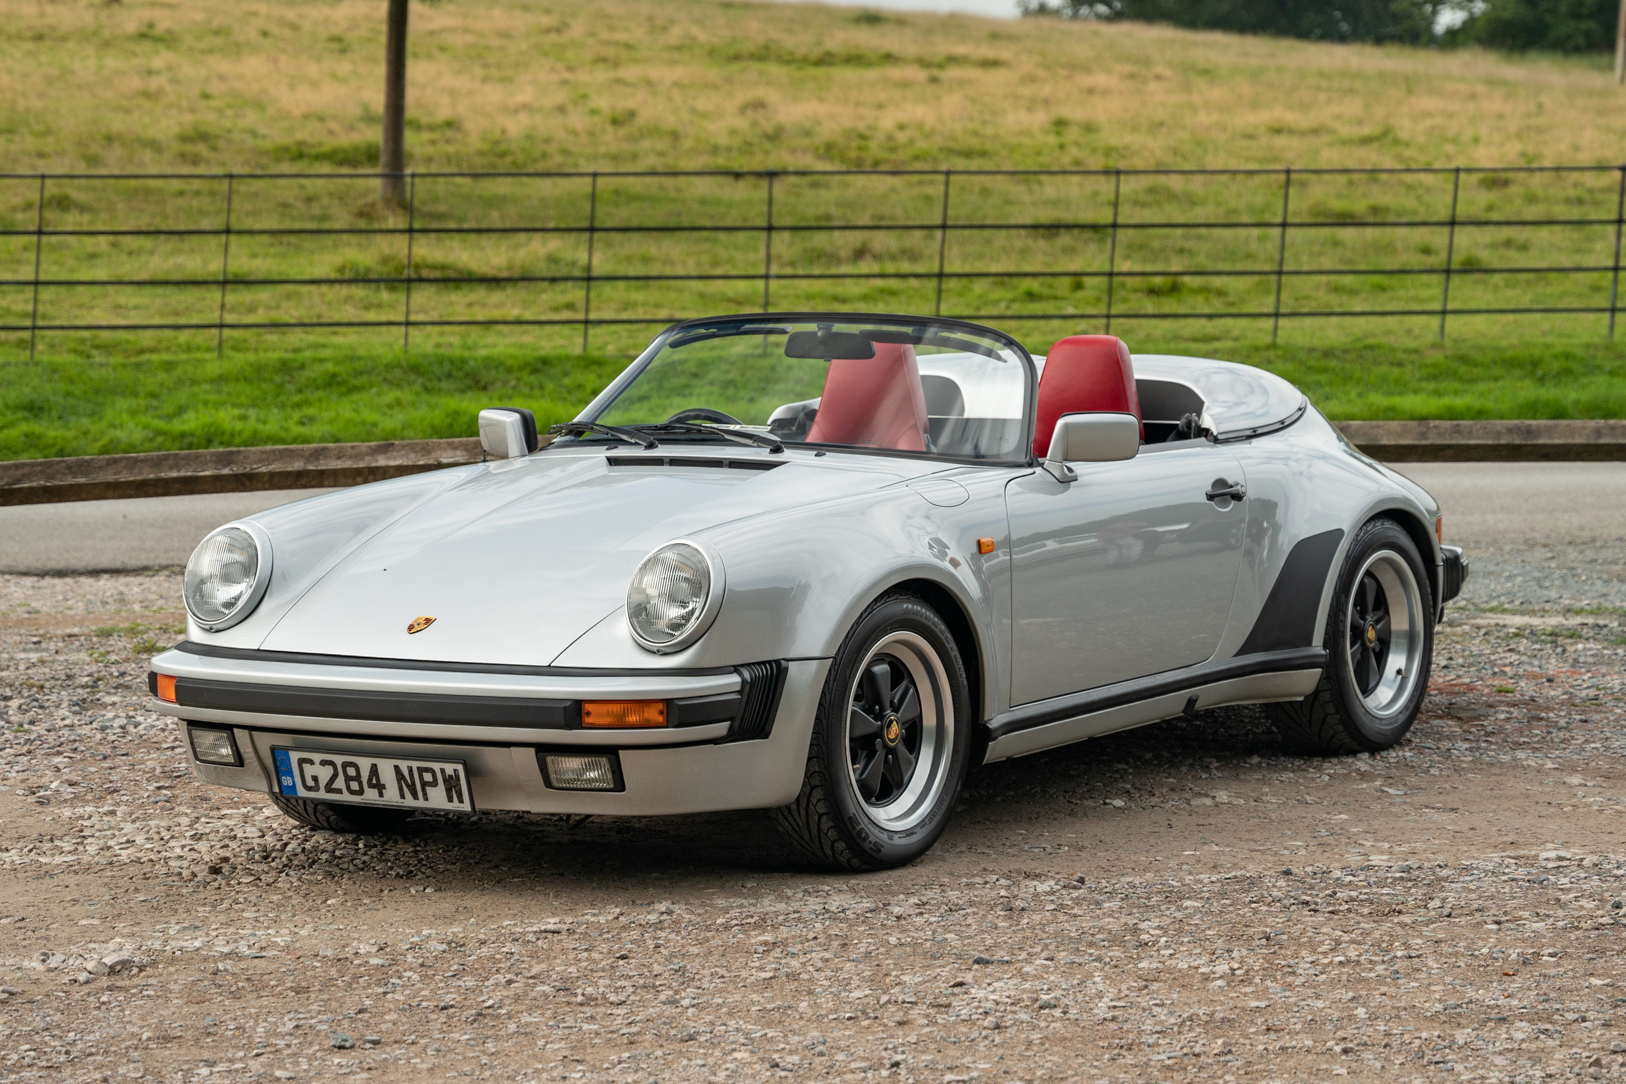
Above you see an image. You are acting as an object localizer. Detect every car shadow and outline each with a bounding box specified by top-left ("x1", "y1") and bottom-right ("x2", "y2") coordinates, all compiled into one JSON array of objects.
[{"x1": 372, "y1": 705, "x2": 1308, "y2": 883}]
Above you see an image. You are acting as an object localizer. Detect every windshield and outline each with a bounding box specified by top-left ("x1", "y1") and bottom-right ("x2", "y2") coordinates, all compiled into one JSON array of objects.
[{"x1": 573, "y1": 316, "x2": 1033, "y2": 463}]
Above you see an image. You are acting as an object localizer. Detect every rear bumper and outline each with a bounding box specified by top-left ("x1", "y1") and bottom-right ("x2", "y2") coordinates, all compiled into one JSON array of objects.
[
  {"x1": 150, "y1": 647, "x2": 829, "y2": 816},
  {"x1": 1440, "y1": 544, "x2": 1468, "y2": 606}
]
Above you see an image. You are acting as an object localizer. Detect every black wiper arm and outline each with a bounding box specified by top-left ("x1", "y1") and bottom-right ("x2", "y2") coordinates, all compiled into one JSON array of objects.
[
  {"x1": 547, "y1": 421, "x2": 659, "y2": 448},
  {"x1": 633, "y1": 422, "x2": 784, "y2": 454}
]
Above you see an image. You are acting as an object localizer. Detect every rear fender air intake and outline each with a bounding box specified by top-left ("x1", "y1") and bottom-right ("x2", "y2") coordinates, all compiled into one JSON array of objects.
[{"x1": 728, "y1": 661, "x2": 788, "y2": 742}]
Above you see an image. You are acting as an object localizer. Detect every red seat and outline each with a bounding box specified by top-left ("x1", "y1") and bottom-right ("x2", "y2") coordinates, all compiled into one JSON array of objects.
[
  {"x1": 806, "y1": 342, "x2": 929, "y2": 452},
  {"x1": 1032, "y1": 335, "x2": 1143, "y2": 457}
]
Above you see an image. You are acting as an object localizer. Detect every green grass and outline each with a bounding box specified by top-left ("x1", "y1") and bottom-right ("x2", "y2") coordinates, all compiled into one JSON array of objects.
[
  {"x1": 4, "y1": 336, "x2": 1620, "y2": 460},
  {"x1": 4, "y1": 0, "x2": 1626, "y2": 453}
]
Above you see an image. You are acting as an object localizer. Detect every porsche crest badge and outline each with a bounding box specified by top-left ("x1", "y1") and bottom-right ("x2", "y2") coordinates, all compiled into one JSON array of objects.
[{"x1": 406, "y1": 616, "x2": 437, "y2": 635}]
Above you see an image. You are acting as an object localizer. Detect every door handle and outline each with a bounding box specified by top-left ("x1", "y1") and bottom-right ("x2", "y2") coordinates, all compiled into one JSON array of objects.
[{"x1": 1205, "y1": 481, "x2": 1246, "y2": 503}]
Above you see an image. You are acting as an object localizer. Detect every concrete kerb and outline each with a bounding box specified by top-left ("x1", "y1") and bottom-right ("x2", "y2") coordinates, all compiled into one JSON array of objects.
[{"x1": 0, "y1": 421, "x2": 1622, "y2": 506}]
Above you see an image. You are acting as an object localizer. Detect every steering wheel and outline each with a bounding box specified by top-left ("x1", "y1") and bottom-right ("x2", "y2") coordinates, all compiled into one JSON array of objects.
[{"x1": 665, "y1": 408, "x2": 742, "y2": 426}]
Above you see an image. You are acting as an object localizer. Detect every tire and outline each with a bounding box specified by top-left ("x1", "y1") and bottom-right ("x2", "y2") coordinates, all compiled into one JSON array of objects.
[
  {"x1": 269, "y1": 793, "x2": 414, "y2": 834},
  {"x1": 1268, "y1": 517, "x2": 1434, "y2": 755},
  {"x1": 773, "y1": 592, "x2": 972, "y2": 871}
]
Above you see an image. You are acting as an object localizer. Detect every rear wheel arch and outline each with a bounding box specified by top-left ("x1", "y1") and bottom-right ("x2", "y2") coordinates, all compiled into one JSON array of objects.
[{"x1": 1365, "y1": 508, "x2": 1438, "y2": 619}]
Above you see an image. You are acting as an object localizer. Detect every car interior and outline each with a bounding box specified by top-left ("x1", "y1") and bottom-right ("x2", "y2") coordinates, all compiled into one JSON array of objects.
[{"x1": 765, "y1": 333, "x2": 1212, "y2": 459}]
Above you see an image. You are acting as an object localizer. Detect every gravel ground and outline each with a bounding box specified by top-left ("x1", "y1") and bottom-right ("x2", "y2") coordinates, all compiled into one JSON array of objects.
[{"x1": 2, "y1": 561, "x2": 1625, "y2": 1084}]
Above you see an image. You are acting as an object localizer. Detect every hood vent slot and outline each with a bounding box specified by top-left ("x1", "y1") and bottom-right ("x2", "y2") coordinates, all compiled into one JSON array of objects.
[{"x1": 605, "y1": 456, "x2": 781, "y2": 472}]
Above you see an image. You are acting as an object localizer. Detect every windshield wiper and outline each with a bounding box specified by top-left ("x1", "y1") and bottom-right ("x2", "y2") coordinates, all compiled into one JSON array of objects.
[
  {"x1": 632, "y1": 422, "x2": 784, "y2": 454},
  {"x1": 547, "y1": 421, "x2": 659, "y2": 448}
]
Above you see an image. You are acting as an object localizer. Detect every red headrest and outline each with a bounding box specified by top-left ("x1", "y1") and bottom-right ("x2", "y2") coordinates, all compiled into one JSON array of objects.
[
  {"x1": 1032, "y1": 335, "x2": 1142, "y2": 457},
  {"x1": 806, "y1": 342, "x2": 929, "y2": 452}
]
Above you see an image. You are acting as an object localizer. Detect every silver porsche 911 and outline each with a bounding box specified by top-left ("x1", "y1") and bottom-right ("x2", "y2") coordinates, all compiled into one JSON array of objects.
[{"x1": 149, "y1": 313, "x2": 1467, "y2": 870}]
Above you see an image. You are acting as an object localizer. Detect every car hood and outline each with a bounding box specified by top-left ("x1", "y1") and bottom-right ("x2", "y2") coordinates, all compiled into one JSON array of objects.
[{"x1": 254, "y1": 447, "x2": 938, "y2": 666}]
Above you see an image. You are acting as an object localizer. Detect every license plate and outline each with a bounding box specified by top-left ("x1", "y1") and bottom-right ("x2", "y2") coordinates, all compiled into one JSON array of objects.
[{"x1": 271, "y1": 748, "x2": 474, "y2": 813}]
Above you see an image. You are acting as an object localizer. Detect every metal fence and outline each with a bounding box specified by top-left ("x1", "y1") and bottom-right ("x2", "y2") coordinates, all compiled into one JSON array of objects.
[{"x1": 2, "y1": 164, "x2": 1622, "y2": 357}]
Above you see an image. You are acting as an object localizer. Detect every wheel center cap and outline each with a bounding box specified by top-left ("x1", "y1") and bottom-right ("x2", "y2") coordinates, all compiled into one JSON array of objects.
[
  {"x1": 1365, "y1": 622, "x2": 1378, "y2": 647},
  {"x1": 883, "y1": 714, "x2": 902, "y2": 746}
]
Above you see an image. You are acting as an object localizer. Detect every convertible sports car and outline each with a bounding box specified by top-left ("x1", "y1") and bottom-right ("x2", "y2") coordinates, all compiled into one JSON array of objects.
[{"x1": 149, "y1": 313, "x2": 1467, "y2": 870}]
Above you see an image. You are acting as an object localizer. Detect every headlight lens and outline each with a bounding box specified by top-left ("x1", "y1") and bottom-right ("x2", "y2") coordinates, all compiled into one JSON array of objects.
[
  {"x1": 183, "y1": 526, "x2": 266, "y2": 629},
  {"x1": 627, "y1": 542, "x2": 716, "y2": 651}
]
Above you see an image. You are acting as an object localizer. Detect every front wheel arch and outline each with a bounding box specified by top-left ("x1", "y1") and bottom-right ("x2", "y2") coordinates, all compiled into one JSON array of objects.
[{"x1": 891, "y1": 577, "x2": 986, "y2": 753}]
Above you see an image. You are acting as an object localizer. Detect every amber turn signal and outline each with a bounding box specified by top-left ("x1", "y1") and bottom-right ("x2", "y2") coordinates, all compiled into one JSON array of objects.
[
  {"x1": 977, "y1": 537, "x2": 996, "y2": 554},
  {"x1": 1435, "y1": 516, "x2": 1444, "y2": 545},
  {"x1": 155, "y1": 674, "x2": 177, "y2": 703},
  {"x1": 581, "y1": 700, "x2": 668, "y2": 728}
]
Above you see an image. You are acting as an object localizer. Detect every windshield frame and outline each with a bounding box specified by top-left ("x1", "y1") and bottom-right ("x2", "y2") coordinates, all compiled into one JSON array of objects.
[{"x1": 568, "y1": 312, "x2": 1039, "y2": 467}]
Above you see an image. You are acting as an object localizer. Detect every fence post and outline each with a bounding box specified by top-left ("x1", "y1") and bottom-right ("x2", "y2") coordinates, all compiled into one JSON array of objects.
[
  {"x1": 1104, "y1": 169, "x2": 1120, "y2": 334},
  {"x1": 935, "y1": 170, "x2": 951, "y2": 316},
  {"x1": 1611, "y1": 165, "x2": 1625, "y2": 342},
  {"x1": 1271, "y1": 168, "x2": 1292, "y2": 344},
  {"x1": 402, "y1": 173, "x2": 417, "y2": 353},
  {"x1": 582, "y1": 172, "x2": 598, "y2": 354},
  {"x1": 28, "y1": 174, "x2": 44, "y2": 362},
  {"x1": 762, "y1": 172, "x2": 775, "y2": 312},
  {"x1": 1440, "y1": 167, "x2": 1461, "y2": 342},
  {"x1": 216, "y1": 173, "x2": 234, "y2": 358}
]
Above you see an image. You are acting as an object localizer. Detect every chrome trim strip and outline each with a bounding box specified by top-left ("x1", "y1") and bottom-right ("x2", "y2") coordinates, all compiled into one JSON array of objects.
[
  {"x1": 150, "y1": 647, "x2": 740, "y2": 701},
  {"x1": 152, "y1": 701, "x2": 733, "y2": 746}
]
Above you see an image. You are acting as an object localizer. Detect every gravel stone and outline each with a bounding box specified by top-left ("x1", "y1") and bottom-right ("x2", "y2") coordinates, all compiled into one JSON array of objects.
[{"x1": 2, "y1": 557, "x2": 1625, "y2": 1082}]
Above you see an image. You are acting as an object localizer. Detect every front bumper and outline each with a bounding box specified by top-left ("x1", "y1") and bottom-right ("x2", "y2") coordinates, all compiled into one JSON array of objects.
[
  {"x1": 1440, "y1": 544, "x2": 1469, "y2": 606},
  {"x1": 149, "y1": 646, "x2": 829, "y2": 816}
]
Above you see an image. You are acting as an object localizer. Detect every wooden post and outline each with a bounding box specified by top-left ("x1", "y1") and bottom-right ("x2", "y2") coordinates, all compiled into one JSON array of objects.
[
  {"x1": 381, "y1": 0, "x2": 409, "y2": 205},
  {"x1": 1616, "y1": 0, "x2": 1625, "y2": 85}
]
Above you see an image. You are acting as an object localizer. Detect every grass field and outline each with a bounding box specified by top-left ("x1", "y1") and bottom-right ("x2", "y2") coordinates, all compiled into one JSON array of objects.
[{"x1": 4, "y1": 0, "x2": 1625, "y2": 456}]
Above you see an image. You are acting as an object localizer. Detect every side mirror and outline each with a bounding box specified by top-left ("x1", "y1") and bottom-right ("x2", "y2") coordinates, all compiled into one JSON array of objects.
[
  {"x1": 1042, "y1": 411, "x2": 1139, "y2": 482},
  {"x1": 478, "y1": 407, "x2": 539, "y2": 460}
]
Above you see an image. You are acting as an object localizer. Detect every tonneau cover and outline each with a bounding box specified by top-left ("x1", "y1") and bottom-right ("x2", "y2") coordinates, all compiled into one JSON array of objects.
[{"x1": 1130, "y1": 355, "x2": 1307, "y2": 442}]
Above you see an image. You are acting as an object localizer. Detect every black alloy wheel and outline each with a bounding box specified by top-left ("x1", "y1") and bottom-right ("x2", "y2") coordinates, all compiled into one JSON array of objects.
[
  {"x1": 847, "y1": 656, "x2": 924, "y2": 808},
  {"x1": 1348, "y1": 569, "x2": 1392, "y2": 699},
  {"x1": 1267, "y1": 517, "x2": 1433, "y2": 754},
  {"x1": 774, "y1": 592, "x2": 971, "y2": 871}
]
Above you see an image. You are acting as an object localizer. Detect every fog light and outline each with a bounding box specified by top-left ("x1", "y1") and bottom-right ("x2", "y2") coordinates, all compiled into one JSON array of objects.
[
  {"x1": 541, "y1": 753, "x2": 622, "y2": 791},
  {"x1": 188, "y1": 726, "x2": 240, "y2": 767},
  {"x1": 582, "y1": 700, "x2": 667, "y2": 728}
]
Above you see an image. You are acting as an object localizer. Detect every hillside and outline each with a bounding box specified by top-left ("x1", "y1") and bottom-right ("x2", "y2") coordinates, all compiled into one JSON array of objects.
[
  {"x1": 1, "y1": 0, "x2": 1619, "y2": 173},
  {"x1": 1, "y1": 0, "x2": 1622, "y2": 454}
]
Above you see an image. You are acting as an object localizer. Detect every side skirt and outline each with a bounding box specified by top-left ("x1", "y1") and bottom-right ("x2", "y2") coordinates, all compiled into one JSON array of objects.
[{"x1": 980, "y1": 648, "x2": 1325, "y2": 765}]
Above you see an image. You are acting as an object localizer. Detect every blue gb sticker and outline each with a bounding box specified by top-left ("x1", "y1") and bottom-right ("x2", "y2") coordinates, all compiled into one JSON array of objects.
[{"x1": 272, "y1": 749, "x2": 298, "y2": 796}]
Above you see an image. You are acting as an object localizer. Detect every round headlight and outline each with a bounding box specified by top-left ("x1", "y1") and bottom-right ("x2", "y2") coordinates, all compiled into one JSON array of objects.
[
  {"x1": 626, "y1": 541, "x2": 723, "y2": 653},
  {"x1": 183, "y1": 524, "x2": 273, "y2": 631}
]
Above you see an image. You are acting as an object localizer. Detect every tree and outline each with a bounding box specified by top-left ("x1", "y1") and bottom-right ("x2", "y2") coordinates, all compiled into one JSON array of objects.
[{"x1": 381, "y1": 0, "x2": 409, "y2": 205}]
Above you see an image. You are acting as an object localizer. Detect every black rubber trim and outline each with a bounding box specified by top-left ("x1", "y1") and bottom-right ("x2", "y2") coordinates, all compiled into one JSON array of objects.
[
  {"x1": 167, "y1": 640, "x2": 737, "y2": 679},
  {"x1": 730, "y1": 661, "x2": 789, "y2": 742},
  {"x1": 172, "y1": 677, "x2": 579, "y2": 729},
  {"x1": 1235, "y1": 528, "x2": 1347, "y2": 656},
  {"x1": 605, "y1": 456, "x2": 781, "y2": 471},
  {"x1": 1440, "y1": 545, "x2": 1468, "y2": 604},
  {"x1": 668, "y1": 692, "x2": 741, "y2": 727},
  {"x1": 1213, "y1": 398, "x2": 1308, "y2": 444},
  {"x1": 985, "y1": 646, "x2": 1327, "y2": 742}
]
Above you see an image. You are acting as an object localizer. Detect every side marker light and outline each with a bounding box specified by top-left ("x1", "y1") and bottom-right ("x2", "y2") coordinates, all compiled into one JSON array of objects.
[
  {"x1": 977, "y1": 538, "x2": 996, "y2": 554},
  {"x1": 156, "y1": 674, "x2": 177, "y2": 703}
]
